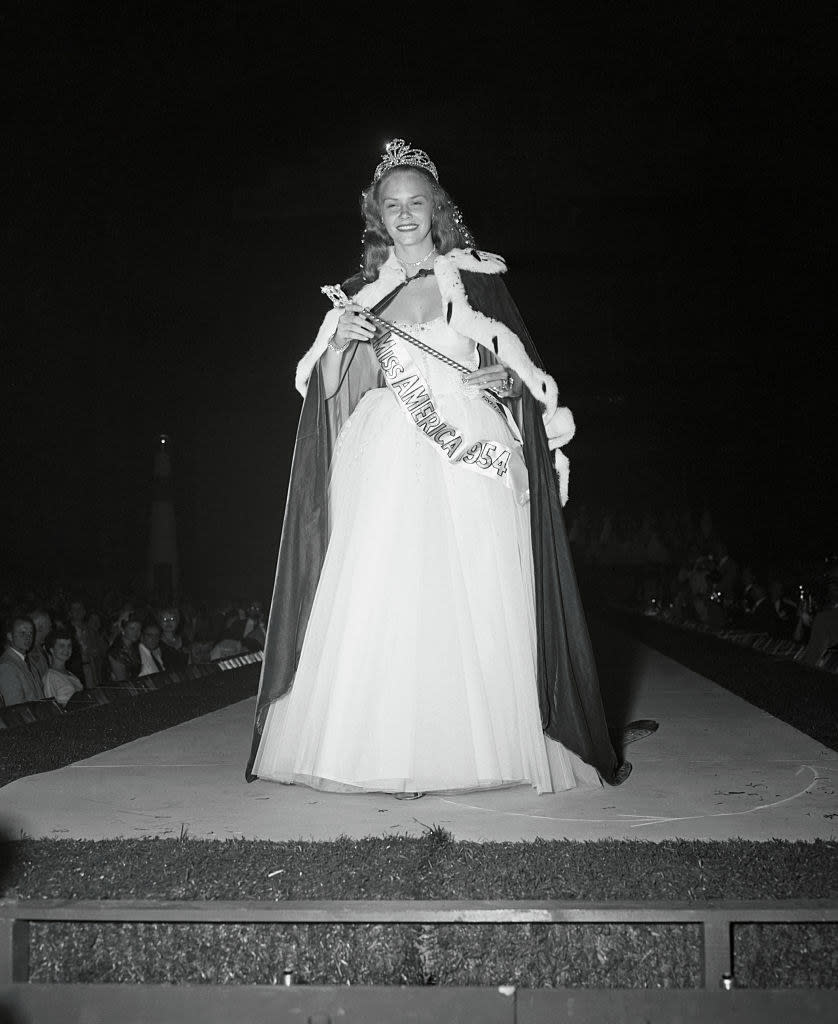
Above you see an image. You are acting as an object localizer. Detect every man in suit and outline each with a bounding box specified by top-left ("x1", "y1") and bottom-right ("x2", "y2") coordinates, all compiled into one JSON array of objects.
[
  {"x1": 0, "y1": 616, "x2": 44, "y2": 707},
  {"x1": 138, "y1": 622, "x2": 168, "y2": 676}
]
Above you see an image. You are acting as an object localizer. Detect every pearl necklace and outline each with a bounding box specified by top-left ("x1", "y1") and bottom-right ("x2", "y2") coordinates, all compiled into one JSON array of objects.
[{"x1": 396, "y1": 247, "x2": 436, "y2": 270}]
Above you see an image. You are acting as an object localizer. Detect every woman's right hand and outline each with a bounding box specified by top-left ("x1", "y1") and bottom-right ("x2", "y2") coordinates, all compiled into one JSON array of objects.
[{"x1": 332, "y1": 303, "x2": 376, "y2": 349}]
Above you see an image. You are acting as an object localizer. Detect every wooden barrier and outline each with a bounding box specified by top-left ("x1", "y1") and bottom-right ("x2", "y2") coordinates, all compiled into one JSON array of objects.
[{"x1": 1, "y1": 897, "x2": 836, "y2": 989}]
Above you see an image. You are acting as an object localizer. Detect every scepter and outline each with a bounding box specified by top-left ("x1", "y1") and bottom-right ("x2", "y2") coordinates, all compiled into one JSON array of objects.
[{"x1": 322, "y1": 284, "x2": 512, "y2": 400}]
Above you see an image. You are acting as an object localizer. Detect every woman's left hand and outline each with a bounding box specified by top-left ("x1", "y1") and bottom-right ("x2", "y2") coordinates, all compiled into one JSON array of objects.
[{"x1": 463, "y1": 365, "x2": 522, "y2": 399}]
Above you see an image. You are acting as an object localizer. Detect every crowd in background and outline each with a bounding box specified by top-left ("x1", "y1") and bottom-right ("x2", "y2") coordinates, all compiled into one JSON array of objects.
[
  {"x1": 567, "y1": 504, "x2": 838, "y2": 670},
  {"x1": 0, "y1": 585, "x2": 267, "y2": 711},
  {"x1": 4, "y1": 501, "x2": 836, "y2": 713}
]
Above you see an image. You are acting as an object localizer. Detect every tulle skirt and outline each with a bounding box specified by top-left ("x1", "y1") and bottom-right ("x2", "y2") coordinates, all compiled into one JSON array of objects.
[{"x1": 253, "y1": 386, "x2": 600, "y2": 794}]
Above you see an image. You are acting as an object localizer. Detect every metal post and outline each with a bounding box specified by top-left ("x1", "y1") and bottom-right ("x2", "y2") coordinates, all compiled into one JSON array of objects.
[
  {"x1": 0, "y1": 915, "x2": 30, "y2": 984},
  {"x1": 702, "y1": 913, "x2": 732, "y2": 989}
]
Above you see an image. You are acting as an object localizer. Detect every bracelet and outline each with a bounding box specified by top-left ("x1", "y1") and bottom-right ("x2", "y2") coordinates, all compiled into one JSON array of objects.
[{"x1": 327, "y1": 332, "x2": 349, "y2": 354}]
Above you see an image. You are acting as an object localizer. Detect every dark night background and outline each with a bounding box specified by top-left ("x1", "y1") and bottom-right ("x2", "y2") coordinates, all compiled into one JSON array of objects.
[{"x1": 4, "y1": 4, "x2": 832, "y2": 600}]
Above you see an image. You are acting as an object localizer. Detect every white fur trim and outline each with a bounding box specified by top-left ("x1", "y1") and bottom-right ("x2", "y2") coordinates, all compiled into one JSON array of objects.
[
  {"x1": 554, "y1": 449, "x2": 571, "y2": 507},
  {"x1": 543, "y1": 406, "x2": 575, "y2": 449},
  {"x1": 444, "y1": 249, "x2": 507, "y2": 275},
  {"x1": 295, "y1": 307, "x2": 341, "y2": 396},
  {"x1": 295, "y1": 260, "x2": 405, "y2": 396}
]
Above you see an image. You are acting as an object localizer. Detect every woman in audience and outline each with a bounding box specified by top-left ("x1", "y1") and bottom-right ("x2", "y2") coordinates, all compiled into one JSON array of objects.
[
  {"x1": 41, "y1": 629, "x2": 84, "y2": 707},
  {"x1": 158, "y1": 607, "x2": 189, "y2": 669}
]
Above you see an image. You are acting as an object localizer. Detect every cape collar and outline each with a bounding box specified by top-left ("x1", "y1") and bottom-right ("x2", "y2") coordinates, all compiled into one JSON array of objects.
[{"x1": 376, "y1": 247, "x2": 508, "y2": 287}]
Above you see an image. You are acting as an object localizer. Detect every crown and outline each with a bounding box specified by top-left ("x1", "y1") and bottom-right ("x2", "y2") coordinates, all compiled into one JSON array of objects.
[{"x1": 372, "y1": 138, "x2": 438, "y2": 183}]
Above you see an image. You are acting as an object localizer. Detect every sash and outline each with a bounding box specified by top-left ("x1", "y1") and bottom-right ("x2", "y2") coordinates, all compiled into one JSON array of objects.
[{"x1": 373, "y1": 331, "x2": 530, "y2": 506}]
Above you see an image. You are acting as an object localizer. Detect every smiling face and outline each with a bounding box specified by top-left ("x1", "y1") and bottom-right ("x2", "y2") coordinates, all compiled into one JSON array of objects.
[
  {"x1": 378, "y1": 169, "x2": 435, "y2": 258},
  {"x1": 50, "y1": 637, "x2": 73, "y2": 664}
]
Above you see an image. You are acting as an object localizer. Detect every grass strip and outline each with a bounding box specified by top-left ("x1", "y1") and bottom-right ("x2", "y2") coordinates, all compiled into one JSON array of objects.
[
  {"x1": 0, "y1": 664, "x2": 260, "y2": 788},
  {"x1": 600, "y1": 609, "x2": 838, "y2": 752},
  {"x1": 2, "y1": 836, "x2": 836, "y2": 988},
  {"x1": 4, "y1": 836, "x2": 836, "y2": 902}
]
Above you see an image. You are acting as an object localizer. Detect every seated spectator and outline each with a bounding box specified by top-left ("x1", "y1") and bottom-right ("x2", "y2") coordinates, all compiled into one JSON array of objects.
[
  {"x1": 211, "y1": 598, "x2": 238, "y2": 643},
  {"x1": 740, "y1": 566, "x2": 760, "y2": 616},
  {"x1": 750, "y1": 580, "x2": 799, "y2": 639},
  {"x1": 106, "y1": 615, "x2": 142, "y2": 682},
  {"x1": 241, "y1": 601, "x2": 267, "y2": 651},
  {"x1": 801, "y1": 566, "x2": 838, "y2": 667},
  {"x1": 209, "y1": 601, "x2": 254, "y2": 660},
  {"x1": 0, "y1": 616, "x2": 44, "y2": 706},
  {"x1": 138, "y1": 622, "x2": 168, "y2": 676},
  {"x1": 210, "y1": 633, "x2": 245, "y2": 661},
  {"x1": 714, "y1": 542, "x2": 741, "y2": 607},
  {"x1": 688, "y1": 552, "x2": 713, "y2": 623},
  {"x1": 108, "y1": 604, "x2": 135, "y2": 646},
  {"x1": 68, "y1": 597, "x2": 94, "y2": 688},
  {"x1": 41, "y1": 629, "x2": 84, "y2": 707},
  {"x1": 27, "y1": 608, "x2": 52, "y2": 689},
  {"x1": 84, "y1": 611, "x2": 109, "y2": 687},
  {"x1": 158, "y1": 607, "x2": 189, "y2": 669}
]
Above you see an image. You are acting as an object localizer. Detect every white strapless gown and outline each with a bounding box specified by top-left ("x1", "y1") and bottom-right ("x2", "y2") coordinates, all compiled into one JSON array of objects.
[{"x1": 253, "y1": 320, "x2": 600, "y2": 794}]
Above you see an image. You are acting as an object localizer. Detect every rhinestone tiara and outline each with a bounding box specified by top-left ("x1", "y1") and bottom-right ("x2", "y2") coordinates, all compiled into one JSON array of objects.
[{"x1": 372, "y1": 138, "x2": 438, "y2": 183}]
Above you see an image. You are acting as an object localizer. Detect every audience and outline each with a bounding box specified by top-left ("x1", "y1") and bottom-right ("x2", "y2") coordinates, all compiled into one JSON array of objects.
[
  {"x1": 1, "y1": 503, "x2": 833, "y2": 733},
  {"x1": 565, "y1": 501, "x2": 837, "y2": 673},
  {"x1": 41, "y1": 629, "x2": 84, "y2": 707},
  {"x1": 0, "y1": 580, "x2": 269, "y2": 724}
]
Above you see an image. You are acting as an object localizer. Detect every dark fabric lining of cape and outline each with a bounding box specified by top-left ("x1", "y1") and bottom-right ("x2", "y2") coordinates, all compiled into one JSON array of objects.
[
  {"x1": 460, "y1": 271, "x2": 620, "y2": 784},
  {"x1": 246, "y1": 264, "x2": 623, "y2": 784}
]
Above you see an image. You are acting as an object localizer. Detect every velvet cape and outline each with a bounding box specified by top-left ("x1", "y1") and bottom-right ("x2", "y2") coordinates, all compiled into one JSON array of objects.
[{"x1": 245, "y1": 263, "x2": 625, "y2": 785}]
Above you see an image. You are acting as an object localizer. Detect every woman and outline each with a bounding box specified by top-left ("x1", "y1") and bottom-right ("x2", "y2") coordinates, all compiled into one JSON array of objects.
[
  {"x1": 157, "y1": 607, "x2": 189, "y2": 670},
  {"x1": 41, "y1": 630, "x2": 84, "y2": 708},
  {"x1": 247, "y1": 139, "x2": 629, "y2": 794}
]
